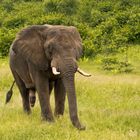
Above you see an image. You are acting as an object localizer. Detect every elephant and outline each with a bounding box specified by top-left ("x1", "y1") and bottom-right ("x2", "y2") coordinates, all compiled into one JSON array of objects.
[{"x1": 6, "y1": 24, "x2": 91, "y2": 130}]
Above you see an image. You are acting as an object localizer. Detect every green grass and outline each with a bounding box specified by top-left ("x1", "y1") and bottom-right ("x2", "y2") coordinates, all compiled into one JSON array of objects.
[{"x1": 0, "y1": 54, "x2": 140, "y2": 140}]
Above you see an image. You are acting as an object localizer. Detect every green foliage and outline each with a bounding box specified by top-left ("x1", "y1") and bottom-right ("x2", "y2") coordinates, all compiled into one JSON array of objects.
[
  {"x1": 0, "y1": 0, "x2": 139, "y2": 72},
  {"x1": 77, "y1": 0, "x2": 93, "y2": 23},
  {"x1": 0, "y1": 28, "x2": 18, "y2": 57},
  {"x1": 75, "y1": 23, "x2": 96, "y2": 57},
  {"x1": 3, "y1": 16, "x2": 26, "y2": 28},
  {"x1": 44, "y1": 0, "x2": 79, "y2": 15},
  {"x1": 1, "y1": 0, "x2": 14, "y2": 12},
  {"x1": 101, "y1": 56, "x2": 133, "y2": 73},
  {"x1": 97, "y1": 0, "x2": 113, "y2": 13}
]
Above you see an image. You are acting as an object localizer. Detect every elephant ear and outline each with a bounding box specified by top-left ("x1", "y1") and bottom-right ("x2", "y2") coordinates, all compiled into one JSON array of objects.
[
  {"x1": 12, "y1": 27, "x2": 48, "y2": 70},
  {"x1": 69, "y1": 26, "x2": 83, "y2": 59}
]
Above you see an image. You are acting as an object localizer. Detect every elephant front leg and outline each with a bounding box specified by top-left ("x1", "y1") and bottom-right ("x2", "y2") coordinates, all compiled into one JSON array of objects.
[
  {"x1": 54, "y1": 79, "x2": 66, "y2": 117},
  {"x1": 35, "y1": 74, "x2": 54, "y2": 122}
]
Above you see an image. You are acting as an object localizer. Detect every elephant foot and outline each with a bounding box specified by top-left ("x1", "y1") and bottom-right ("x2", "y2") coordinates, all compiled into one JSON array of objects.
[
  {"x1": 23, "y1": 102, "x2": 31, "y2": 115},
  {"x1": 41, "y1": 113, "x2": 55, "y2": 123},
  {"x1": 54, "y1": 110, "x2": 64, "y2": 117},
  {"x1": 71, "y1": 116, "x2": 86, "y2": 130},
  {"x1": 77, "y1": 124, "x2": 86, "y2": 130},
  {"x1": 24, "y1": 108, "x2": 31, "y2": 115},
  {"x1": 42, "y1": 117, "x2": 55, "y2": 123},
  {"x1": 73, "y1": 122, "x2": 86, "y2": 130}
]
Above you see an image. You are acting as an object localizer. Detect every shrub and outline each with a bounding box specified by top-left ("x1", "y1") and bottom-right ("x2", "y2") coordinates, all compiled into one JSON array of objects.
[
  {"x1": 97, "y1": 1, "x2": 113, "y2": 13},
  {"x1": 0, "y1": 0, "x2": 139, "y2": 73},
  {"x1": 101, "y1": 55, "x2": 133, "y2": 73},
  {"x1": 3, "y1": 16, "x2": 26, "y2": 28},
  {"x1": 77, "y1": 0, "x2": 93, "y2": 23},
  {"x1": 1, "y1": 0, "x2": 14, "y2": 12},
  {"x1": 44, "y1": 0, "x2": 78, "y2": 15},
  {"x1": 102, "y1": 56, "x2": 118, "y2": 71},
  {"x1": 75, "y1": 23, "x2": 96, "y2": 57},
  {"x1": 116, "y1": 0, "x2": 133, "y2": 10},
  {"x1": 26, "y1": 13, "x2": 68, "y2": 25},
  {"x1": 0, "y1": 28, "x2": 19, "y2": 57}
]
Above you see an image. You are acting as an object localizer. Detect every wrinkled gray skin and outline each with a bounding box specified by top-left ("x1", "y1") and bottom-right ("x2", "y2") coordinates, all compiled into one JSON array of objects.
[{"x1": 9, "y1": 25, "x2": 85, "y2": 130}]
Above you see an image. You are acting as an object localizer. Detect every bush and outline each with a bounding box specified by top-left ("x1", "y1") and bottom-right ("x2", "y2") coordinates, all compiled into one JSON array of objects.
[
  {"x1": 3, "y1": 16, "x2": 26, "y2": 28},
  {"x1": 97, "y1": 1, "x2": 113, "y2": 13},
  {"x1": 90, "y1": 10, "x2": 105, "y2": 27},
  {"x1": 27, "y1": 13, "x2": 68, "y2": 25},
  {"x1": 75, "y1": 23, "x2": 96, "y2": 57},
  {"x1": 77, "y1": 0, "x2": 95, "y2": 24},
  {"x1": 1, "y1": 0, "x2": 14, "y2": 12},
  {"x1": 0, "y1": 0, "x2": 139, "y2": 74},
  {"x1": 0, "y1": 28, "x2": 18, "y2": 57},
  {"x1": 101, "y1": 56, "x2": 133, "y2": 73},
  {"x1": 44, "y1": 0, "x2": 78, "y2": 15}
]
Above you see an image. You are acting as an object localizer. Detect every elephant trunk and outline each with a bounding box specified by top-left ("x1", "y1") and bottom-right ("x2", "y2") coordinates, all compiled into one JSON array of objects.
[
  {"x1": 62, "y1": 74, "x2": 82, "y2": 129},
  {"x1": 61, "y1": 63, "x2": 85, "y2": 130}
]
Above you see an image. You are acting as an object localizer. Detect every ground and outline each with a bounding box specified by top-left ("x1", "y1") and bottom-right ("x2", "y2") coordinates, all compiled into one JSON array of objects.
[{"x1": 0, "y1": 57, "x2": 140, "y2": 140}]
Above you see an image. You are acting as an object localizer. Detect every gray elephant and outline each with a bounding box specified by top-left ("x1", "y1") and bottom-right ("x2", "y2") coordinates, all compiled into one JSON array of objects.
[{"x1": 6, "y1": 24, "x2": 91, "y2": 130}]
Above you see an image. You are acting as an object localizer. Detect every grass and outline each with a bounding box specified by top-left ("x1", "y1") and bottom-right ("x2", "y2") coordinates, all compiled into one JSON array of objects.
[{"x1": 0, "y1": 50, "x2": 140, "y2": 140}]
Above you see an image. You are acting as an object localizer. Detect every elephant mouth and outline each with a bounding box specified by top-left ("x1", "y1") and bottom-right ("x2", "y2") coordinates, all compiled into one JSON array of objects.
[{"x1": 51, "y1": 66, "x2": 91, "y2": 77}]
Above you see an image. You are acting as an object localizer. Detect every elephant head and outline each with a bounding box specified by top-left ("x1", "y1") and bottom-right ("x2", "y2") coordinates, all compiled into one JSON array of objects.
[
  {"x1": 44, "y1": 25, "x2": 91, "y2": 77},
  {"x1": 12, "y1": 24, "x2": 91, "y2": 129}
]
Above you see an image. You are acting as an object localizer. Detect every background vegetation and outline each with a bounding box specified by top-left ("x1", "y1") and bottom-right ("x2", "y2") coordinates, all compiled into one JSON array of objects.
[{"x1": 0, "y1": 0, "x2": 140, "y2": 72}]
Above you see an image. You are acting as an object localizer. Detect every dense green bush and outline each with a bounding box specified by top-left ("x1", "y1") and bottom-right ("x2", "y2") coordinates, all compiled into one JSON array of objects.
[
  {"x1": 1, "y1": 0, "x2": 14, "y2": 12},
  {"x1": 0, "y1": 28, "x2": 18, "y2": 56},
  {"x1": 101, "y1": 55, "x2": 133, "y2": 73},
  {"x1": 44, "y1": 0, "x2": 79, "y2": 15},
  {"x1": 0, "y1": 0, "x2": 139, "y2": 72},
  {"x1": 75, "y1": 23, "x2": 96, "y2": 57}
]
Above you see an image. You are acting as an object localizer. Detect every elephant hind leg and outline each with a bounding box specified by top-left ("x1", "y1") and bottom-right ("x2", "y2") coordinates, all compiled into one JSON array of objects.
[
  {"x1": 11, "y1": 70, "x2": 31, "y2": 114},
  {"x1": 29, "y1": 88, "x2": 36, "y2": 107},
  {"x1": 54, "y1": 79, "x2": 66, "y2": 117}
]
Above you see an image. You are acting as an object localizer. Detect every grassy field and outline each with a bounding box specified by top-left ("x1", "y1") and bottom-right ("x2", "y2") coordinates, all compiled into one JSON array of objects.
[{"x1": 0, "y1": 49, "x2": 140, "y2": 140}]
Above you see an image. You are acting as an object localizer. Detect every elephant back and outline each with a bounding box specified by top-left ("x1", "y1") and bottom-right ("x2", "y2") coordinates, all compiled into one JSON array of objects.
[{"x1": 11, "y1": 25, "x2": 49, "y2": 70}]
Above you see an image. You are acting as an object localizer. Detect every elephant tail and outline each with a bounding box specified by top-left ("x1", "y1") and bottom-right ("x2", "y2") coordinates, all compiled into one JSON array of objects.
[{"x1": 5, "y1": 81, "x2": 15, "y2": 104}]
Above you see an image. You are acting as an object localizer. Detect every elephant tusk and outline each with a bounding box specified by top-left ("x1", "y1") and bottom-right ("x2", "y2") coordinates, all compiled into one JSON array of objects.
[
  {"x1": 52, "y1": 67, "x2": 60, "y2": 75},
  {"x1": 77, "y1": 68, "x2": 91, "y2": 77}
]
